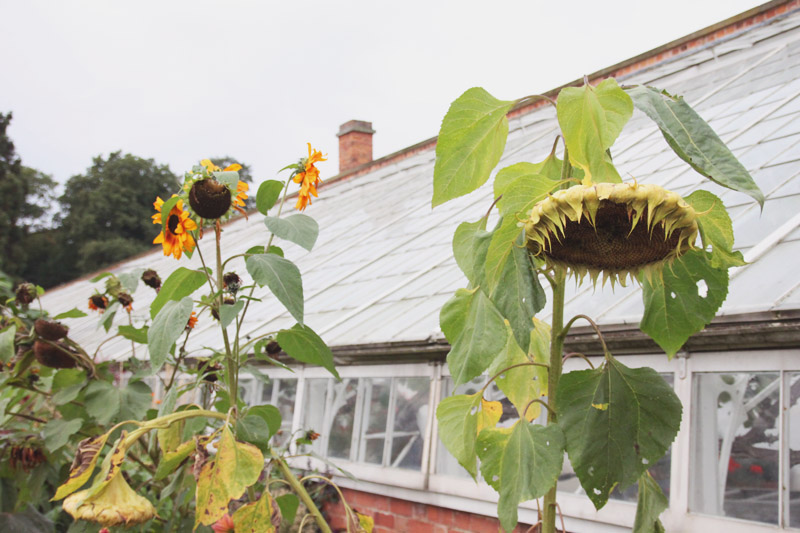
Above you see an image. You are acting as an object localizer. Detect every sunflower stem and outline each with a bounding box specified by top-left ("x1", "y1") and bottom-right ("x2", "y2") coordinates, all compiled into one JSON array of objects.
[
  {"x1": 275, "y1": 456, "x2": 332, "y2": 533},
  {"x1": 215, "y1": 221, "x2": 237, "y2": 417},
  {"x1": 542, "y1": 266, "x2": 566, "y2": 533}
]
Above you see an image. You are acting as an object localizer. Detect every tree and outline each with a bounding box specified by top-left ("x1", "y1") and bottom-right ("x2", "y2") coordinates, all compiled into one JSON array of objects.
[
  {"x1": 0, "y1": 112, "x2": 58, "y2": 282},
  {"x1": 58, "y1": 151, "x2": 180, "y2": 279}
]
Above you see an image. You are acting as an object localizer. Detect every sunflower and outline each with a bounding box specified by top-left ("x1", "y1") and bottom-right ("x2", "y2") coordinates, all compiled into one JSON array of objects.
[
  {"x1": 63, "y1": 471, "x2": 156, "y2": 527},
  {"x1": 232, "y1": 180, "x2": 249, "y2": 216},
  {"x1": 88, "y1": 295, "x2": 108, "y2": 313},
  {"x1": 200, "y1": 159, "x2": 242, "y2": 174},
  {"x1": 293, "y1": 144, "x2": 327, "y2": 211},
  {"x1": 524, "y1": 182, "x2": 698, "y2": 285},
  {"x1": 185, "y1": 311, "x2": 198, "y2": 331},
  {"x1": 152, "y1": 197, "x2": 197, "y2": 260}
]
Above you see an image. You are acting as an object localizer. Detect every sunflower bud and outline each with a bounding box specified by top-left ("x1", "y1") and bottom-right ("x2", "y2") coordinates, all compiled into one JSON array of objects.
[
  {"x1": 15, "y1": 283, "x2": 37, "y2": 306},
  {"x1": 189, "y1": 179, "x2": 231, "y2": 219},
  {"x1": 34, "y1": 318, "x2": 69, "y2": 341},
  {"x1": 63, "y1": 472, "x2": 156, "y2": 527},
  {"x1": 141, "y1": 269, "x2": 161, "y2": 291}
]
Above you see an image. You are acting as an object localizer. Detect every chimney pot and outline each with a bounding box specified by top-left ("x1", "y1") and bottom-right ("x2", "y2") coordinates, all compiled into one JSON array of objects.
[{"x1": 337, "y1": 120, "x2": 375, "y2": 173}]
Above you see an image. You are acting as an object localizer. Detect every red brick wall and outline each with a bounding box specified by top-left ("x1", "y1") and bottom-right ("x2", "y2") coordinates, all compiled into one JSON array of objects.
[
  {"x1": 339, "y1": 131, "x2": 374, "y2": 173},
  {"x1": 323, "y1": 487, "x2": 537, "y2": 533}
]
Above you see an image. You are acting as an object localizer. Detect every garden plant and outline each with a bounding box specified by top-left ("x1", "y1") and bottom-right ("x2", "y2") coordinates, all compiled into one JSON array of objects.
[
  {"x1": 0, "y1": 150, "x2": 370, "y2": 532},
  {"x1": 432, "y1": 78, "x2": 763, "y2": 533}
]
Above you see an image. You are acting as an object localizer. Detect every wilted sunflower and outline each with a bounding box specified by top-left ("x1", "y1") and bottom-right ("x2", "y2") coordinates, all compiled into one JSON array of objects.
[
  {"x1": 152, "y1": 197, "x2": 197, "y2": 259},
  {"x1": 293, "y1": 144, "x2": 327, "y2": 211},
  {"x1": 63, "y1": 471, "x2": 156, "y2": 527},
  {"x1": 524, "y1": 182, "x2": 699, "y2": 285},
  {"x1": 88, "y1": 294, "x2": 108, "y2": 312}
]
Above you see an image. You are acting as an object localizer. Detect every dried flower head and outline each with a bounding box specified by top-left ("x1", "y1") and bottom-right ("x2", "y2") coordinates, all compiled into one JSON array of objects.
[
  {"x1": 117, "y1": 292, "x2": 133, "y2": 311},
  {"x1": 524, "y1": 182, "x2": 698, "y2": 285},
  {"x1": 34, "y1": 318, "x2": 69, "y2": 341},
  {"x1": 223, "y1": 272, "x2": 242, "y2": 294},
  {"x1": 141, "y1": 269, "x2": 161, "y2": 291},
  {"x1": 33, "y1": 340, "x2": 78, "y2": 369},
  {"x1": 15, "y1": 283, "x2": 37, "y2": 306},
  {"x1": 88, "y1": 294, "x2": 108, "y2": 312}
]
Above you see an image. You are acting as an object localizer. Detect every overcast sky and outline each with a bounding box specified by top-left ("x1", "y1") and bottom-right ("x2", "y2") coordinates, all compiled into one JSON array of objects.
[{"x1": 2, "y1": 0, "x2": 765, "y2": 191}]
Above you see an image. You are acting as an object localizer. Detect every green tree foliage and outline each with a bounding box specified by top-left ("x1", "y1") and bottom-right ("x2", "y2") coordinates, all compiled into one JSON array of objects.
[
  {"x1": 58, "y1": 151, "x2": 179, "y2": 280},
  {"x1": 0, "y1": 113, "x2": 57, "y2": 282}
]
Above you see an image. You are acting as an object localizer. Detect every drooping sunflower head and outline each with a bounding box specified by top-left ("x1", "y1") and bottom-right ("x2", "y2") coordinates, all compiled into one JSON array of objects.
[
  {"x1": 186, "y1": 160, "x2": 246, "y2": 219},
  {"x1": 152, "y1": 197, "x2": 197, "y2": 260},
  {"x1": 524, "y1": 182, "x2": 698, "y2": 285},
  {"x1": 63, "y1": 471, "x2": 156, "y2": 527}
]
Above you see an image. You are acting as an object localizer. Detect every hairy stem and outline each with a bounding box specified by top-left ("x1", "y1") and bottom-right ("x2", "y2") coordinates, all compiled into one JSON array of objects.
[
  {"x1": 275, "y1": 456, "x2": 332, "y2": 533},
  {"x1": 542, "y1": 266, "x2": 566, "y2": 533}
]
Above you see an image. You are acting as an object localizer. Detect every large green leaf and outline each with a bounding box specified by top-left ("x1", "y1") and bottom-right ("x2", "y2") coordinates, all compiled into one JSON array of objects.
[
  {"x1": 264, "y1": 214, "x2": 319, "y2": 251},
  {"x1": 627, "y1": 86, "x2": 763, "y2": 206},
  {"x1": 486, "y1": 223, "x2": 545, "y2": 351},
  {"x1": 484, "y1": 217, "x2": 524, "y2": 292},
  {"x1": 496, "y1": 170, "x2": 561, "y2": 220},
  {"x1": 219, "y1": 300, "x2": 245, "y2": 329},
  {"x1": 557, "y1": 79, "x2": 632, "y2": 183},
  {"x1": 477, "y1": 422, "x2": 565, "y2": 532},
  {"x1": 246, "y1": 254, "x2": 304, "y2": 324},
  {"x1": 556, "y1": 356, "x2": 682, "y2": 509},
  {"x1": 276, "y1": 493, "x2": 299, "y2": 524},
  {"x1": 117, "y1": 324, "x2": 149, "y2": 344},
  {"x1": 633, "y1": 472, "x2": 668, "y2": 533},
  {"x1": 488, "y1": 321, "x2": 549, "y2": 421},
  {"x1": 684, "y1": 190, "x2": 745, "y2": 269},
  {"x1": 640, "y1": 250, "x2": 728, "y2": 357},
  {"x1": 432, "y1": 88, "x2": 515, "y2": 206},
  {"x1": 257, "y1": 179, "x2": 284, "y2": 215},
  {"x1": 150, "y1": 267, "x2": 208, "y2": 319},
  {"x1": 452, "y1": 219, "x2": 491, "y2": 286},
  {"x1": 440, "y1": 288, "x2": 507, "y2": 385},
  {"x1": 84, "y1": 380, "x2": 153, "y2": 425},
  {"x1": 0, "y1": 325, "x2": 16, "y2": 364},
  {"x1": 195, "y1": 426, "x2": 264, "y2": 529},
  {"x1": 276, "y1": 324, "x2": 339, "y2": 379},
  {"x1": 148, "y1": 297, "x2": 193, "y2": 371},
  {"x1": 51, "y1": 368, "x2": 86, "y2": 405},
  {"x1": 435, "y1": 392, "x2": 485, "y2": 479}
]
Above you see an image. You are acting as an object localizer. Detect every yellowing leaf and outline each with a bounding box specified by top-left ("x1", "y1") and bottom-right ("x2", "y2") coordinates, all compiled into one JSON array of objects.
[
  {"x1": 356, "y1": 511, "x2": 374, "y2": 532},
  {"x1": 557, "y1": 79, "x2": 632, "y2": 183},
  {"x1": 53, "y1": 432, "x2": 111, "y2": 500},
  {"x1": 232, "y1": 490, "x2": 276, "y2": 533},
  {"x1": 195, "y1": 426, "x2": 264, "y2": 529},
  {"x1": 477, "y1": 399, "x2": 502, "y2": 434}
]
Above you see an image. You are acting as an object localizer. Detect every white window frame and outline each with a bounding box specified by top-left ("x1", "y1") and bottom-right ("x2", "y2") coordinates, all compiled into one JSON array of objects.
[{"x1": 244, "y1": 348, "x2": 800, "y2": 532}]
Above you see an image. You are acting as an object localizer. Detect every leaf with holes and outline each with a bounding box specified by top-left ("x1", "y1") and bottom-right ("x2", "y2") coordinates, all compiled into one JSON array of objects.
[
  {"x1": 640, "y1": 250, "x2": 728, "y2": 357},
  {"x1": 440, "y1": 288, "x2": 507, "y2": 385},
  {"x1": 684, "y1": 190, "x2": 745, "y2": 269},
  {"x1": 432, "y1": 88, "x2": 515, "y2": 206},
  {"x1": 556, "y1": 355, "x2": 681, "y2": 509},
  {"x1": 435, "y1": 392, "x2": 499, "y2": 479},
  {"x1": 477, "y1": 421, "x2": 565, "y2": 532},
  {"x1": 557, "y1": 79, "x2": 632, "y2": 183},
  {"x1": 627, "y1": 86, "x2": 763, "y2": 206}
]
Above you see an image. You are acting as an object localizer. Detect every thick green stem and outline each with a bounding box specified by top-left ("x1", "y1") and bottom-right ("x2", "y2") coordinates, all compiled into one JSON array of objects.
[
  {"x1": 542, "y1": 267, "x2": 566, "y2": 533},
  {"x1": 275, "y1": 456, "x2": 332, "y2": 533},
  {"x1": 215, "y1": 222, "x2": 237, "y2": 416}
]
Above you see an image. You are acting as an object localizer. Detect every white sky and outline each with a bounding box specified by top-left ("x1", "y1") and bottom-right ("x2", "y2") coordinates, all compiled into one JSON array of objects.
[{"x1": 2, "y1": 0, "x2": 766, "y2": 190}]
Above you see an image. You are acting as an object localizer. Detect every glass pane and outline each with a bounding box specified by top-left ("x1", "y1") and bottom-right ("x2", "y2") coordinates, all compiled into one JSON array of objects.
[
  {"x1": 326, "y1": 379, "x2": 358, "y2": 460},
  {"x1": 435, "y1": 376, "x2": 484, "y2": 477},
  {"x1": 273, "y1": 379, "x2": 297, "y2": 447},
  {"x1": 691, "y1": 372, "x2": 780, "y2": 525},
  {"x1": 301, "y1": 378, "x2": 328, "y2": 455},
  {"x1": 790, "y1": 372, "x2": 800, "y2": 528},
  {"x1": 359, "y1": 378, "x2": 391, "y2": 465},
  {"x1": 260, "y1": 380, "x2": 274, "y2": 403},
  {"x1": 389, "y1": 377, "x2": 430, "y2": 470}
]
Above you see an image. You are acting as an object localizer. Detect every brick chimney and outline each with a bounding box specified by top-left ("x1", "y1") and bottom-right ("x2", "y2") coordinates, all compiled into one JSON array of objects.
[{"x1": 337, "y1": 120, "x2": 375, "y2": 173}]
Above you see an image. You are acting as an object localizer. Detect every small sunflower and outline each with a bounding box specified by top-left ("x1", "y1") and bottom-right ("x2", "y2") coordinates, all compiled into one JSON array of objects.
[
  {"x1": 185, "y1": 311, "x2": 198, "y2": 331},
  {"x1": 152, "y1": 197, "x2": 197, "y2": 260},
  {"x1": 524, "y1": 182, "x2": 698, "y2": 285},
  {"x1": 293, "y1": 144, "x2": 327, "y2": 211}
]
